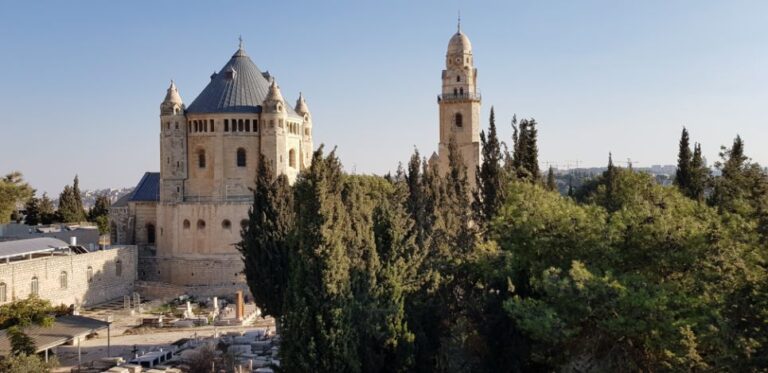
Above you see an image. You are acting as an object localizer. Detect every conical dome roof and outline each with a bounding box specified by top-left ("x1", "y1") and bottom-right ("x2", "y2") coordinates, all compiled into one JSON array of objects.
[
  {"x1": 187, "y1": 45, "x2": 297, "y2": 115},
  {"x1": 447, "y1": 31, "x2": 472, "y2": 55},
  {"x1": 295, "y1": 92, "x2": 309, "y2": 115},
  {"x1": 163, "y1": 81, "x2": 183, "y2": 104}
]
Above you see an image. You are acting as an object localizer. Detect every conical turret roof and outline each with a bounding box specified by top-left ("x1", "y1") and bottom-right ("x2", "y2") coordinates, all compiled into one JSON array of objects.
[
  {"x1": 163, "y1": 80, "x2": 183, "y2": 104},
  {"x1": 295, "y1": 92, "x2": 309, "y2": 115},
  {"x1": 187, "y1": 44, "x2": 297, "y2": 115}
]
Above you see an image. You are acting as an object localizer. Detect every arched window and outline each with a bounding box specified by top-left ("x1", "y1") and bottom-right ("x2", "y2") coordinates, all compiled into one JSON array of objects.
[
  {"x1": 146, "y1": 223, "x2": 155, "y2": 244},
  {"x1": 455, "y1": 113, "x2": 463, "y2": 128},
  {"x1": 237, "y1": 148, "x2": 246, "y2": 167},
  {"x1": 87, "y1": 266, "x2": 93, "y2": 283},
  {"x1": 198, "y1": 149, "x2": 206, "y2": 168},
  {"x1": 30, "y1": 277, "x2": 38, "y2": 296},
  {"x1": 238, "y1": 119, "x2": 244, "y2": 132},
  {"x1": 0, "y1": 283, "x2": 6, "y2": 303},
  {"x1": 197, "y1": 219, "x2": 206, "y2": 230},
  {"x1": 224, "y1": 119, "x2": 229, "y2": 132},
  {"x1": 183, "y1": 219, "x2": 191, "y2": 229},
  {"x1": 456, "y1": 75, "x2": 461, "y2": 82},
  {"x1": 116, "y1": 260, "x2": 122, "y2": 277},
  {"x1": 60, "y1": 271, "x2": 68, "y2": 290},
  {"x1": 210, "y1": 119, "x2": 215, "y2": 132},
  {"x1": 453, "y1": 88, "x2": 458, "y2": 95},
  {"x1": 289, "y1": 149, "x2": 296, "y2": 168},
  {"x1": 253, "y1": 119, "x2": 258, "y2": 132},
  {"x1": 245, "y1": 119, "x2": 250, "y2": 132},
  {"x1": 222, "y1": 219, "x2": 232, "y2": 230},
  {"x1": 459, "y1": 87, "x2": 464, "y2": 95}
]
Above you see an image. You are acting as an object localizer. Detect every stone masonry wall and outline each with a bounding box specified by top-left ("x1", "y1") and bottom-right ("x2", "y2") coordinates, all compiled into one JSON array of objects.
[{"x1": 0, "y1": 246, "x2": 138, "y2": 308}]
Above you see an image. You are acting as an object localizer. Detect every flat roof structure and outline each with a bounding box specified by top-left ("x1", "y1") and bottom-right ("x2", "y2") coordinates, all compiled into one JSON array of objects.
[
  {"x1": 0, "y1": 237, "x2": 71, "y2": 262},
  {"x1": 0, "y1": 315, "x2": 109, "y2": 356}
]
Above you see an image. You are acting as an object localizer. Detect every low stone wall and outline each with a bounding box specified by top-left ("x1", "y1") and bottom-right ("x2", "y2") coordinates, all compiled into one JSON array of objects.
[
  {"x1": 0, "y1": 246, "x2": 138, "y2": 307},
  {"x1": 138, "y1": 255, "x2": 247, "y2": 286},
  {"x1": 134, "y1": 280, "x2": 251, "y2": 301}
]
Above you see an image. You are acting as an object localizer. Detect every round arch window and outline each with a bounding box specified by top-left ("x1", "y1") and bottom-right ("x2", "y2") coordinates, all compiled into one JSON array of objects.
[
  {"x1": 222, "y1": 219, "x2": 232, "y2": 230},
  {"x1": 183, "y1": 219, "x2": 191, "y2": 229},
  {"x1": 197, "y1": 220, "x2": 206, "y2": 230}
]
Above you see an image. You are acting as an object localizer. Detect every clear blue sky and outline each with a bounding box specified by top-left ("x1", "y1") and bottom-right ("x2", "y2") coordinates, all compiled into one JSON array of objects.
[{"x1": 2, "y1": 1, "x2": 767, "y2": 195}]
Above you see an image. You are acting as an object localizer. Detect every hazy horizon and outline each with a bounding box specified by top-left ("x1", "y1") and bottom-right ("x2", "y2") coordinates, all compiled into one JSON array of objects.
[{"x1": 2, "y1": 1, "x2": 766, "y2": 195}]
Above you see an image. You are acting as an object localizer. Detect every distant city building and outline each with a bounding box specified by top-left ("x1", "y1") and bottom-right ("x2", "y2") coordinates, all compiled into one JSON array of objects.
[{"x1": 110, "y1": 40, "x2": 313, "y2": 291}]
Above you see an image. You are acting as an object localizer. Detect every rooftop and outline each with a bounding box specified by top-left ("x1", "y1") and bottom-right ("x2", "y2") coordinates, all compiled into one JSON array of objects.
[
  {"x1": 0, "y1": 315, "x2": 109, "y2": 356},
  {"x1": 186, "y1": 44, "x2": 299, "y2": 117},
  {"x1": 0, "y1": 237, "x2": 70, "y2": 261}
]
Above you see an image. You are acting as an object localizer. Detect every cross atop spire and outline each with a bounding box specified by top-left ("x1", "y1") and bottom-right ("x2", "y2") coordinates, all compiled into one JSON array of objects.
[
  {"x1": 457, "y1": 10, "x2": 461, "y2": 32},
  {"x1": 238, "y1": 35, "x2": 243, "y2": 49}
]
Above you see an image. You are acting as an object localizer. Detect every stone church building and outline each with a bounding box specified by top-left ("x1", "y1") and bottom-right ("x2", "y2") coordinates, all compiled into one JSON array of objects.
[
  {"x1": 110, "y1": 41, "x2": 313, "y2": 289},
  {"x1": 111, "y1": 25, "x2": 479, "y2": 292}
]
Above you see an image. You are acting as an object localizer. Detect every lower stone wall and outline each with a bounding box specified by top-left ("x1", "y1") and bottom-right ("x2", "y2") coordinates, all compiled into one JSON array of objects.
[
  {"x1": 134, "y1": 280, "x2": 251, "y2": 302},
  {"x1": 0, "y1": 246, "x2": 138, "y2": 308},
  {"x1": 138, "y1": 255, "x2": 246, "y2": 286}
]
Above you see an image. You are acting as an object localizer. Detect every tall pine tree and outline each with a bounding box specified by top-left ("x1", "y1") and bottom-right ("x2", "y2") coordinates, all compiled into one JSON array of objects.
[
  {"x1": 689, "y1": 142, "x2": 708, "y2": 201},
  {"x1": 282, "y1": 147, "x2": 358, "y2": 372},
  {"x1": 58, "y1": 176, "x2": 86, "y2": 223},
  {"x1": 674, "y1": 127, "x2": 693, "y2": 194},
  {"x1": 546, "y1": 166, "x2": 557, "y2": 192},
  {"x1": 473, "y1": 107, "x2": 506, "y2": 227},
  {"x1": 238, "y1": 155, "x2": 295, "y2": 321}
]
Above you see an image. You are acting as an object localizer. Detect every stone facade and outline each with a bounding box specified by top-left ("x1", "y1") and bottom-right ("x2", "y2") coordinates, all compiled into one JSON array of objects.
[
  {"x1": 110, "y1": 41, "x2": 313, "y2": 290},
  {"x1": 438, "y1": 26, "x2": 481, "y2": 187},
  {"x1": 0, "y1": 246, "x2": 137, "y2": 307}
]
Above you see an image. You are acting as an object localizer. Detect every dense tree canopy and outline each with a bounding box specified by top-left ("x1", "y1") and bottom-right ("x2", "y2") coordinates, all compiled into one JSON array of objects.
[{"x1": 240, "y1": 119, "x2": 768, "y2": 371}]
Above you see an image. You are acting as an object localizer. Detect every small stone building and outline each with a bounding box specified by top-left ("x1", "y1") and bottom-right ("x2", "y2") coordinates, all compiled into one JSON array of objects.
[{"x1": 0, "y1": 238, "x2": 137, "y2": 307}]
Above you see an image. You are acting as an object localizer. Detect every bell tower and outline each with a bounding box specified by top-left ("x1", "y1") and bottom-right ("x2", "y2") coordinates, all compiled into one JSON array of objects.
[
  {"x1": 159, "y1": 81, "x2": 187, "y2": 203},
  {"x1": 438, "y1": 21, "x2": 481, "y2": 187}
]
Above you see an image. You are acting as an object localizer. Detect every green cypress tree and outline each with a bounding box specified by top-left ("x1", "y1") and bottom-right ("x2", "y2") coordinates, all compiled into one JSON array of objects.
[
  {"x1": 282, "y1": 147, "x2": 358, "y2": 372},
  {"x1": 370, "y1": 183, "x2": 424, "y2": 371},
  {"x1": 604, "y1": 152, "x2": 620, "y2": 212},
  {"x1": 513, "y1": 119, "x2": 528, "y2": 179},
  {"x1": 674, "y1": 127, "x2": 693, "y2": 194},
  {"x1": 523, "y1": 119, "x2": 540, "y2": 181},
  {"x1": 238, "y1": 155, "x2": 294, "y2": 321},
  {"x1": 88, "y1": 194, "x2": 110, "y2": 221},
  {"x1": 38, "y1": 193, "x2": 56, "y2": 224},
  {"x1": 473, "y1": 107, "x2": 506, "y2": 227},
  {"x1": 24, "y1": 197, "x2": 41, "y2": 225},
  {"x1": 689, "y1": 142, "x2": 707, "y2": 201},
  {"x1": 546, "y1": 166, "x2": 557, "y2": 192},
  {"x1": 58, "y1": 176, "x2": 86, "y2": 223},
  {"x1": 72, "y1": 175, "x2": 85, "y2": 220}
]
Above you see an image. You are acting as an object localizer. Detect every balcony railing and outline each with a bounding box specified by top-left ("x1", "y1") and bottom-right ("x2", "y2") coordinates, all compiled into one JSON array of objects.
[{"x1": 437, "y1": 92, "x2": 482, "y2": 102}]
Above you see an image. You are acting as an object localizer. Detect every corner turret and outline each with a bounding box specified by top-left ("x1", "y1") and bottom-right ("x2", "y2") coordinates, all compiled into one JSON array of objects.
[{"x1": 161, "y1": 81, "x2": 185, "y2": 115}]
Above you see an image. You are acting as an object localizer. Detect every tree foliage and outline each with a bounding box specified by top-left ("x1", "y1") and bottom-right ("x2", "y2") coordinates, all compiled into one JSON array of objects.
[
  {"x1": 0, "y1": 297, "x2": 60, "y2": 355},
  {"x1": 57, "y1": 176, "x2": 86, "y2": 223},
  {"x1": 238, "y1": 154, "x2": 294, "y2": 320},
  {"x1": 0, "y1": 353, "x2": 58, "y2": 373},
  {"x1": 0, "y1": 172, "x2": 33, "y2": 224},
  {"x1": 240, "y1": 127, "x2": 768, "y2": 372}
]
